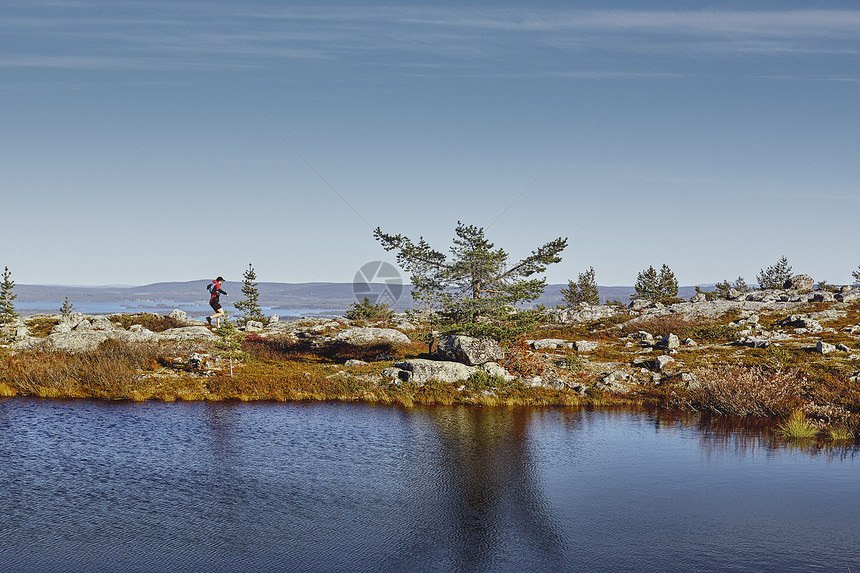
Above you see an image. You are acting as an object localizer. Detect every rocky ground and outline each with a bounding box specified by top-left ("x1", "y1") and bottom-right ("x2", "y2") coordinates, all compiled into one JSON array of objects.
[{"x1": 2, "y1": 277, "x2": 860, "y2": 427}]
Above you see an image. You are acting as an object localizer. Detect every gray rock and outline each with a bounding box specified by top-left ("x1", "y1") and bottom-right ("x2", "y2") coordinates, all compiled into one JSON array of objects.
[
  {"x1": 836, "y1": 290, "x2": 860, "y2": 303},
  {"x1": 169, "y1": 309, "x2": 187, "y2": 321},
  {"x1": 811, "y1": 291, "x2": 836, "y2": 303},
  {"x1": 14, "y1": 326, "x2": 30, "y2": 340},
  {"x1": 51, "y1": 322, "x2": 73, "y2": 334},
  {"x1": 437, "y1": 335, "x2": 504, "y2": 366},
  {"x1": 345, "y1": 359, "x2": 367, "y2": 366},
  {"x1": 333, "y1": 327, "x2": 410, "y2": 346},
  {"x1": 91, "y1": 316, "x2": 114, "y2": 330},
  {"x1": 393, "y1": 359, "x2": 476, "y2": 385},
  {"x1": 531, "y1": 338, "x2": 566, "y2": 350},
  {"x1": 73, "y1": 320, "x2": 93, "y2": 331},
  {"x1": 784, "y1": 274, "x2": 814, "y2": 291},
  {"x1": 655, "y1": 355, "x2": 674, "y2": 372},
  {"x1": 478, "y1": 361, "x2": 513, "y2": 381},
  {"x1": 245, "y1": 320, "x2": 264, "y2": 332},
  {"x1": 815, "y1": 341, "x2": 836, "y2": 354},
  {"x1": 159, "y1": 326, "x2": 217, "y2": 341},
  {"x1": 544, "y1": 305, "x2": 618, "y2": 324},
  {"x1": 836, "y1": 344, "x2": 851, "y2": 353},
  {"x1": 268, "y1": 314, "x2": 280, "y2": 324},
  {"x1": 657, "y1": 333, "x2": 680, "y2": 350},
  {"x1": 573, "y1": 340, "x2": 599, "y2": 352}
]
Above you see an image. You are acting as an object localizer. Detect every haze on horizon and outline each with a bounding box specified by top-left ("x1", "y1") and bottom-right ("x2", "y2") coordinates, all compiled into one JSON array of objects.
[{"x1": 2, "y1": 1, "x2": 859, "y2": 288}]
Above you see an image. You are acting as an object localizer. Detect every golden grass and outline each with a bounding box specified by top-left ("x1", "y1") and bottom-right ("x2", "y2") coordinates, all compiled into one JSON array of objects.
[{"x1": 777, "y1": 410, "x2": 819, "y2": 439}]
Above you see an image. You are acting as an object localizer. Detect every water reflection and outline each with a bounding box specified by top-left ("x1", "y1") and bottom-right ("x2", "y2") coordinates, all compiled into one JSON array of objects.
[
  {"x1": 1, "y1": 399, "x2": 858, "y2": 573},
  {"x1": 423, "y1": 407, "x2": 566, "y2": 572}
]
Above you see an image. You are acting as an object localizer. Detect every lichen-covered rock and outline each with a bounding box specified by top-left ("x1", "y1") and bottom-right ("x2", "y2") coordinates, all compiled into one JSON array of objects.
[
  {"x1": 159, "y1": 326, "x2": 217, "y2": 341},
  {"x1": 436, "y1": 335, "x2": 503, "y2": 366},
  {"x1": 573, "y1": 340, "x2": 598, "y2": 352},
  {"x1": 168, "y1": 309, "x2": 187, "y2": 321},
  {"x1": 815, "y1": 341, "x2": 836, "y2": 354},
  {"x1": 784, "y1": 274, "x2": 814, "y2": 291},
  {"x1": 531, "y1": 338, "x2": 566, "y2": 350},
  {"x1": 657, "y1": 334, "x2": 680, "y2": 350},
  {"x1": 333, "y1": 327, "x2": 409, "y2": 346},
  {"x1": 391, "y1": 359, "x2": 476, "y2": 384}
]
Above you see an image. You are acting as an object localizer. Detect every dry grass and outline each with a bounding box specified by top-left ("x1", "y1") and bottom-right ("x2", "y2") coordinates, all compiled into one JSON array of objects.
[
  {"x1": 0, "y1": 339, "x2": 179, "y2": 400},
  {"x1": 685, "y1": 364, "x2": 807, "y2": 417}
]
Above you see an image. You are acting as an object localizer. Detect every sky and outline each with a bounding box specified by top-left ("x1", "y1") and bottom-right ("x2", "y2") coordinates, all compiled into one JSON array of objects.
[{"x1": 2, "y1": 0, "x2": 859, "y2": 287}]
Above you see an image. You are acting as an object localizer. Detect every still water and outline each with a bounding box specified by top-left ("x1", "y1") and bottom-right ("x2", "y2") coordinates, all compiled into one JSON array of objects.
[{"x1": 1, "y1": 399, "x2": 858, "y2": 573}]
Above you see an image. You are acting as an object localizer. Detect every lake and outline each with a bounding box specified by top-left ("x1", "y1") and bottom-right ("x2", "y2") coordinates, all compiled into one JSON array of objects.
[{"x1": 1, "y1": 399, "x2": 857, "y2": 573}]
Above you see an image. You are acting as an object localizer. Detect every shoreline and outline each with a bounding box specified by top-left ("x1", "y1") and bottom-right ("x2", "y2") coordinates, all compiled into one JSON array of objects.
[{"x1": 2, "y1": 289, "x2": 859, "y2": 441}]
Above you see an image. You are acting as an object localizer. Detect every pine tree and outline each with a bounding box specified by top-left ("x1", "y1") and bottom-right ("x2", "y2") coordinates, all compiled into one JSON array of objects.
[
  {"x1": 853, "y1": 265, "x2": 860, "y2": 286},
  {"x1": 633, "y1": 266, "x2": 659, "y2": 302},
  {"x1": 234, "y1": 263, "x2": 265, "y2": 324},
  {"x1": 634, "y1": 264, "x2": 678, "y2": 303},
  {"x1": 560, "y1": 266, "x2": 600, "y2": 306},
  {"x1": 60, "y1": 296, "x2": 74, "y2": 317},
  {"x1": 657, "y1": 264, "x2": 679, "y2": 303},
  {"x1": 375, "y1": 222, "x2": 567, "y2": 340},
  {"x1": 0, "y1": 266, "x2": 18, "y2": 325},
  {"x1": 734, "y1": 276, "x2": 750, "y2": 293},
  {"x1": 757, "y1": 256, "x2": 792, "y2": 290}
]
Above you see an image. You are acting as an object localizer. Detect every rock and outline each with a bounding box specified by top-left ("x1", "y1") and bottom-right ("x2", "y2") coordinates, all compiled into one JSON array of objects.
[
  {"x1": 169, "y1": 309, "x2": 187, "y2": 321},
  {"x1": 333, "y1": 327, "x2": 410, "y2": 346},
  {"x1": 815, "y1": 341, "x2": 835, "y2": 354},
  {"x1": 683, "y1": 338, "x2": 697, "y2": 347},
  {"x1": 91, "y1": 316, "x2": 114, "y2": 330},
  {"x1": 836, "y1": 344, "x2": 851, "y2": 353},
  {"x1": 810, "y1": 292, "x2": 835, "y2": 303},
  {"x1": 73, "y1": 320, "x2": 93, "y2": 331},
  {"x1": 478, "y1": 361, "x2": 514, "y2": 381},
  {"x1": 657, "y1": 334, "x2": 680, "y2": 350},
  {"x1": 159, "y1": 326, "x2": 217, "y2": 341},
  {"x1": 544, "y1": 305, "x2": 617, "y2": 324},
  {"x1": 268, "y1": 314, "x2": 280, "y2": 324},
  {"x1": 345, "y1": 359, "x2": 367, "y2": 366},
  {"x1": 188, "y1": 353, "x2": 208, "y2": 369},
  {"x1": 784, "y1": 274, "x2": 814, "y2": 291},
  {"x1": 779, "y1": 315, "x2": 822, "y2": 331},
  {"x1": 573, "y1": 340, "x2": 598, "y2": 352},
  {"x1": 394, "y1": 320, "x2": 417, "y2": 331},
  {"x1": 689, "y1": 292, "x2": 708, "y2": 303},
  {"x1": 392, "y1": 359, "x2": 476, "y2": 385},
  {"x1": 13, "y1": 326, "x2": 30, "y2": 340},
  {"x1": 245, "y1": 320, "x2": 264, "y2": 332},
  {"x1": 51, "y1": 322, "x2": 73, "y2": 334},
  {"x1": 633, "y1": 331, "x2": 655, "y2": 346},
  {"x1": 836, "y1": 290, "x2": 860, "y2": 303},
  {"x1": 598, "y1": 371, "x2": 632, "y2": 392},
  {"x1": 655, "y1": 355, "x2": 674, "y2": 372},
  {"x1": 531, "y1": 338, "x2": 566, "y2": 350},
  {"x1": 436, "y1": 335, "x2": 504, "y2": 366}
]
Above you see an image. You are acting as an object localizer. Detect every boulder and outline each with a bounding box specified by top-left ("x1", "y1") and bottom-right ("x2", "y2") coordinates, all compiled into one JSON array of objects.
[
  {"x1": 811, "y1": 292, "x2": 835, "y2": 303},
  {"x1": 573, "y1": 340, "x2": 598, "y2": 352},
  {"x1": 655, "y1": 355, "x2": 674, "y2": 372},
  {"x1": 245, "y1": 320, "x2": 264, "y2": 332},
  {"x1": 436, "y1": 335, "x2": 504, "y2": 366},
  {"x1": 268, "y1": 314, "x2": 280, "y2": 324},
  {"x1": 478, "y1": 361, "x2": 513, "y2": 381},
  {"x1": 784, "y1": 274, "x2": 814, "y2": 291},
  {"x1": 815, "y1": 341, "x2": 835, "y2": 355},
  {"x1": 531, "y1": 338, "x2": 566, "y2": 350},
  {"x1": 333, "y1": 327, "x2": 410, "y2": 346},
  {"x1": 657, "y1": 334, "x2": 680, "y2": 350},
  {"x1": 544, "y1": 305, "x2": 617, "y2": 324},
  {"x1": 392, "y1": 359, "x2": 476, "y2": 385},
  {"x1": 159, "y1": 326, "x2": 217, "y2": 341},
  {"x1": 168, "y1": 309, "x2": 187, "y2": 321},
  {"x1": 91, "y1": 316, "x2": 114, "y2": 330}
]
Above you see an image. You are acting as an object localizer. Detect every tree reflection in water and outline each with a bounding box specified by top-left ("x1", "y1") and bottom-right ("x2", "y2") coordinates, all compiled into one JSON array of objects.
[{"x1": 395, "y1": 406, "x2": 567, "y2": 572}]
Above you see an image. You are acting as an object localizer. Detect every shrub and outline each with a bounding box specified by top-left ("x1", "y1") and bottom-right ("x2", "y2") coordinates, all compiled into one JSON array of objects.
[
  {"x1": 345, "y1": 296, "x2": 394, "y2": 320},
  {"x1": 114, "y1": 313, "x2": 183, "y2": 332},
  {"x1": 687, "y1": 365, "x2": 807, "y2": 417}
]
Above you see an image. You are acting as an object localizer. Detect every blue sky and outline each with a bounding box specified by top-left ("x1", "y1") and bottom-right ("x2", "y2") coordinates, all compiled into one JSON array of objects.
[{"x1": 2, "y1": 0, "x2": 859, "y2": 287}]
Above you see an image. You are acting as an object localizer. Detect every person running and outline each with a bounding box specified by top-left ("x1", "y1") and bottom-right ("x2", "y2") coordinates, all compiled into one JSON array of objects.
[{"x1": 206, "y1": 276, "x2": 228, "y2": 326}]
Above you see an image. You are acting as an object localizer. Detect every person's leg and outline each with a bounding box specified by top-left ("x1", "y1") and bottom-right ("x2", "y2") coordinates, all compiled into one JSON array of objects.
[{"x1": 213, "y1": 308, "x2": 225, "y2": 327}]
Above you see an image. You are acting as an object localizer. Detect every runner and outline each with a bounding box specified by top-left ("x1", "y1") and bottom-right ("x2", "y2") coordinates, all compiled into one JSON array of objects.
[{"x1": 206, "y1": 276, "x2": 228, "y2": 327}]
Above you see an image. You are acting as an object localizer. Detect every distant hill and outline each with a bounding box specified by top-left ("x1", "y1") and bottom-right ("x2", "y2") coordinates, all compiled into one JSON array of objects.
[{"x1": 16, "y1": 280, "x2": 703, "y2": 310}]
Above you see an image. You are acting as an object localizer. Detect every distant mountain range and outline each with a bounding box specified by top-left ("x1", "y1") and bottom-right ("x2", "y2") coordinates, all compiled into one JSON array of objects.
[{"x1": 15, "y1": 280, "x2": 704, "y2": 310}]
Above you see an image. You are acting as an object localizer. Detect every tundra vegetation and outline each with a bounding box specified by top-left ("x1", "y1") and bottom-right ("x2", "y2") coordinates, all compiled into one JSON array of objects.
[{"x1": 1, "y1": 254, "x2": 860, "y2": 443}]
